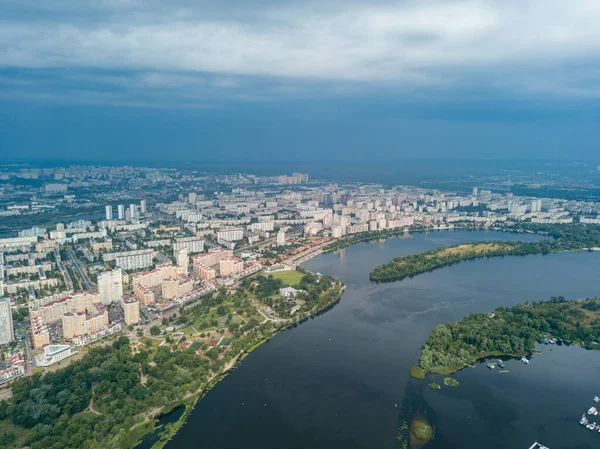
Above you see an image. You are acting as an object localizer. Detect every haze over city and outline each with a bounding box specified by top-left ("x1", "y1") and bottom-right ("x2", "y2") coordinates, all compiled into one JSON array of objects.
[
  {"x1": 2, "y1": 0, "x2": 600, "y2": 162},
  {"x1": 2, "y1": 3, "x2": 600, "y2": 449}
]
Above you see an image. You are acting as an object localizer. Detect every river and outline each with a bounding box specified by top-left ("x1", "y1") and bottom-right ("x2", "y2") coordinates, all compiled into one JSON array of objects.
[{"x1": 165, "y1": 230, "x2": 600, "y2": 449}]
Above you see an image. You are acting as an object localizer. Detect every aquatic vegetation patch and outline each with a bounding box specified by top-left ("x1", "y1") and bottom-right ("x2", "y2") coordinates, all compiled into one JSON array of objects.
[{"x1": 444, "y1": 377, "x2": 459, "y2": 387}]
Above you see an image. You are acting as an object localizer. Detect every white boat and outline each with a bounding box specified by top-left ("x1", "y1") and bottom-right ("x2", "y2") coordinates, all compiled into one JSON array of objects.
[
  {"x1": 580, "y1": 414, "x2": 588, "y2": 425},
  {"x1": 594, "y1": 396, "x2": 600, "y2": 403},
  {"x1": 521, "y1": 357, "x2": 530, "y2": 364},
  {"x1": 588, "y1": 407, "x2": 597, "y2": 415}
]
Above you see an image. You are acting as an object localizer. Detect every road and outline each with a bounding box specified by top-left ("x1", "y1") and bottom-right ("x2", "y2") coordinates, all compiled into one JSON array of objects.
[
  {"x1": 23, "y1": 331, "x2": 34, "y2": 375},
  {"x1": 66, "y1": 249, "x2": 94, "y2": 290}
]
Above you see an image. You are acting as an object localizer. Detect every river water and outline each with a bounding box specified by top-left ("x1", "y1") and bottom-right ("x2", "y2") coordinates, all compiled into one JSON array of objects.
[{"x1": 166, "y1": 230, "x2": 600, "y2": 449}]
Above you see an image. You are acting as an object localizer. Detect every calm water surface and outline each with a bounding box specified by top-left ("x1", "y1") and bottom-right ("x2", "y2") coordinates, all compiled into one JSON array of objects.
[{"x1": 166, "y1": 230, "x2": 600, "y2": 449}]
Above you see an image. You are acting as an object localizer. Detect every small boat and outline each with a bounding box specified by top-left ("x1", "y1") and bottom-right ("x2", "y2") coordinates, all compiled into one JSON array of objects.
[
  {"x1": 497, "y1": 360, "x2": 507, "y2": 369},
  {"x1": 594, "y1": 396, "x2": 599, "y2": 403},
  {"x1": 587, "y1": 407, "x2": 597, "y2": 415},
  {"x1": 487, "y1": 363, "x2": 496, "y2": 369},
  {"x1": 581, "y1": 414, "x2": 588, "y2": 425},
  {"x1": 521, "y1": 357, "x2": 530, "y2": 364}
]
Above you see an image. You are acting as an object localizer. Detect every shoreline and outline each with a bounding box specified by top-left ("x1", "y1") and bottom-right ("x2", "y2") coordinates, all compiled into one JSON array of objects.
[
  {"x1": 145, "y1": 225, "x2": 596, "y2": 449},
  {"x1": 142, "y1": 281, "x2": 345, "y2": 449}
]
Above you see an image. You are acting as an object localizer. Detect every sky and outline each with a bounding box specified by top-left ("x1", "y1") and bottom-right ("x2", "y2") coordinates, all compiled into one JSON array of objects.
[{"x1": 1, "y1": 0, "x2": 599, "y2": 163}]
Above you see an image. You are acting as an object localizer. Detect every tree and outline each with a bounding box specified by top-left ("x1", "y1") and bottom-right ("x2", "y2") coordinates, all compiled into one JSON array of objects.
[{"x1": 150, "y1": 326, "x2": 161, "y2": 336}]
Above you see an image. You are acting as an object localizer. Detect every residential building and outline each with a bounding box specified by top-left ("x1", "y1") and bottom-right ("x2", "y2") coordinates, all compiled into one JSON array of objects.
[
  {"x1": 122, "y1": 297, "x2": 140, "y2": 325},
  {"x1": 219, "y1": 258, "x2": 244, "y2": 277},
  {"x1": 217, "y1": 228, "x2": 244, "y2": 242},
  {"x1": 175, "y1": 248, "x2": 189, "y2": 275},
  {"x1": 0, "y1": 298, "x2": 14, "y2": 345},
  {"x1": 173, "y1": 237, "x2": 204, "y2": 253},
  {"x1": 193, "y1": 248, "x2": 233, "y2": 267},
  {"x1": 129, "y1": 204, "x2": 137, "y2": 220},
  {"x1": 62, "y1": 308, "x2": 109, "y2": 340},
  {"x1": 104, "y1": 249, "x2": 154, "y2": 271},
  {"x1": 105, "y1": 205, "x2": 113, "y2": 220},
  {"x1": 195, "y1": 263, "x2": 216, "y2": 280},
  {"x1": 98, "y1": 268, "x2": 123, "y2": 305},
  {"x1": 277, "y1": 229, "x2": 286, "y2": 245}
]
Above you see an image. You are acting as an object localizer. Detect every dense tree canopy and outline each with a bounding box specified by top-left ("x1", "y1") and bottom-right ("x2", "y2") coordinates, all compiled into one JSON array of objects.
[{"x1": 417, "y1": 297, "x2": 600, "y2": 374}]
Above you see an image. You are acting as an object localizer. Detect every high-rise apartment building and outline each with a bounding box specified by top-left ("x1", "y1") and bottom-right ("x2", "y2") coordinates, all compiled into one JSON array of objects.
[
  {"x1": 140, "y1": 200, "x2": 147, "y2": 215},
  {"x1": 117, "y1": 204, "x2": 125, "y2": 220},
  {"x1": 175, "y1": 249, "x2": 189, "y2": 275},
  {"x1": 129, "y1": 204, "x2": 137, "y2": 220},
  {"x1": 98, "y1": 269, "x2": 123, "y2": 305},
  {"x1": 122, "y1": 297, "x2": 140, "y2": 325},
  {"x1": 0, "y1": 298, "x2": 15, "y2": 345},
  {"x1": 219, "y1": 258, "x2": 244, "y2": 277},
  {"x1": 105, "y1": 205, "x2": 113, "y2": 220},
  {"x1": 277, "y1": 230, "x2": 286, "y2": 245}
]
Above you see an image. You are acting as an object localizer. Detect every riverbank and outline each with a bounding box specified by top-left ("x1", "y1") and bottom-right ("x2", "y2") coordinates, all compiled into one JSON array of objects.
[
  {"x1": 323, "y1": 225, "x2": 463, "y2": 253},
  {"x1": 140, "y1": 279, "x2": 346, "y2": 449}
]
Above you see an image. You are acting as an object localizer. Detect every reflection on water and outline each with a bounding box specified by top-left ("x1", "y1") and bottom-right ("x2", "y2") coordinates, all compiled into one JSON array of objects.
[{"x1": 165, "y1": 230, "x2": 600, "y2": 449}]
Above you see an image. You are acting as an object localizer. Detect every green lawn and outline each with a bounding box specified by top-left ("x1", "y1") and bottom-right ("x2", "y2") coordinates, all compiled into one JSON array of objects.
[{"x1": 271, "y1": 270, "x2": 305, "y2": 287}]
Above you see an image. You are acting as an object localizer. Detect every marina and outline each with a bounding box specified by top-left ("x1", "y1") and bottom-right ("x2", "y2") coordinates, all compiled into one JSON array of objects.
[{"x1": 579, "y1": 398, "x2": 600, "y2": 433}]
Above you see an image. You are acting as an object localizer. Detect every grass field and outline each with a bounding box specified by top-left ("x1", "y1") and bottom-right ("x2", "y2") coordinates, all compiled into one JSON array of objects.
[
  {"x1": 270, "y1": 270, "x2": 305, "y2": 287},
  {"x1": 435, "y1": 243, "x2": 508, "y2": 257}
]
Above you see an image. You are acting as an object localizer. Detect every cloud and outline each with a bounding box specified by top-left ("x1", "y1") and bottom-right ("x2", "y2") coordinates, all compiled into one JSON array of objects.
[{"x1": 1, "y1": 0, "x2": 600, "y2": 104}]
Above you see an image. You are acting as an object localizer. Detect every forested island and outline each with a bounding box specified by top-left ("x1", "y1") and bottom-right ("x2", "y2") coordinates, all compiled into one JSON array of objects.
[
  {"x1": 370, "y1": 223, "x2": 600, "y2": 282},
  {"x1": 0, "y1": 272, "x2": 344, "y2": 449},
  {"x1": 413, "y1": 297, "x2": 600, "y2": 377}
]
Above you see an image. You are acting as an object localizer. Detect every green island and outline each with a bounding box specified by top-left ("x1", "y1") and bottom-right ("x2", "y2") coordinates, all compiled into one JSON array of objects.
[
  {"x1": 0, "y1": 270, "x2": 344, "y2": 449},
  {"x1": 416, "y1": 296, "x2": 600, "y2": 376},
  {"x1": 410, "y1": 417, "x2": 434, "y2": 443},
  {"x1": 443, "y1": 377, "x2": 459, "y2": 387},
  {"x1": 369, "y1": 223, "x2": 600, "y2": 282},
  {"x1": 428, "y1": 383, "x2": 441, "y2": 390}
]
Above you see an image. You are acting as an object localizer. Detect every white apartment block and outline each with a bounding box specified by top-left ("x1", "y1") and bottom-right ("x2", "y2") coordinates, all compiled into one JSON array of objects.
[
  {"x1": 0, "y1": 298, "x2": 15, "y2": 345},
  {"x1": 173, "y1": 237, "x2": 205, "y2": 253},
  {"x1": 104, "y1": 250, "x2": 154, "y2": 271},
  {"x1": 217, "y1": 228, "x2": 244, "y2": 242},
  {"x1": 98, "y1": 269, "x2": 123, "y2": 305}
]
